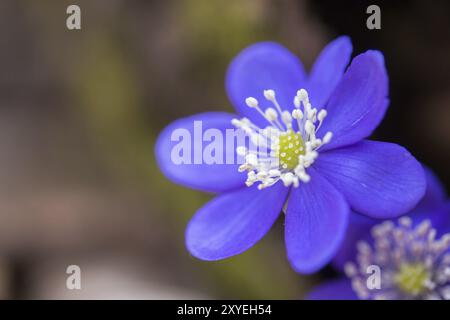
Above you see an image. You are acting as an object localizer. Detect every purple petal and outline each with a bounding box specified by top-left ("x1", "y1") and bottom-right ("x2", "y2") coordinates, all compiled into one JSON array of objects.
[
  {"x1": 186, "y1": 183, "x2": 288, "y2": 260},
  {"x1": 307, "y1": 36, "x2": 353, "y2": 108},
  {"x1": 333, "y1": 168, "x2": 447, "y2": 272},
  {"x1": 410, "y1": 201, "x2": 450, "y2": 237},
  {"x1": 315, "y1": 140, "x2": 426, "y2": 219},
  {"x1": 226, "y1": 42, "x2": 306, "y2": 126},
  {"x1": 307, "y1": 278, "x2": 357, "y2": 300},
  {"x1": 155, "y1": 112, "x2": 246, "y2": 193},
  {"x1": 318, "y1": 50, "x2": 389, "y2": 151},
  {"x1": 430, "y1": 202, "x2": 450, "y2": 236},
  {"x1": 285, "y1": 169, "x2": 349, "y2": 274}
]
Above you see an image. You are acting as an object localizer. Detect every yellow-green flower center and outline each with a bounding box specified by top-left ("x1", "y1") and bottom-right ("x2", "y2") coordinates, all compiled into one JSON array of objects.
[
  {"x1": 276, "y1": 130, "x2": 305, "y2": 170},
  {"x1": 394, "y1": 263, "x2": 429, "y2": 296}
]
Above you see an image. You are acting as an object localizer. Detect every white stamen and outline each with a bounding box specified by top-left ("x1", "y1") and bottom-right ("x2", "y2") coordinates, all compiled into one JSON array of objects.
[
  {"x1": 281, "y1": 111, "x2": 293, "y2": 128},
  {"x1": 292, "y1": 109, "x2": 303, "y2": 120},
  {"x1": 307, "y1": 108, "x2": 317, "y2": 122},
  {"x1": 264, "y1": 89, "x2": 284, "y2": 117},
  {"x1": 294, "y1": 96, "x2": 301, "y2": 108},
  {"x1": 281, "y1": 172, "x2": 295, "y2": 187},
  {"x1": 322, "y1": 132, "x2": 333, "y2": 144},
  {"x1": 232, "y1": 88, "x2": 333, "y2": 190},
  {"x1": 265, "y1": 108, "x2": 278, "y2": 121},
  {"x1": 316, "y1": 109, "x2": 327, "y2": 132},
  {"x1": 297, "y1": 89, "x2": 309, "y2": 103},
  {"x1": 318, "y1": 109, "x2": 327, "y2": 122},
  {"x1": 245, "y1": 97, "x2": 259, "y2": 108},
  {"x1": 304, "y1": 120, "x2": 315, "y2": 135},
  {"x1": 263, "y1": 89, "x2": 276, "y2": 101}
]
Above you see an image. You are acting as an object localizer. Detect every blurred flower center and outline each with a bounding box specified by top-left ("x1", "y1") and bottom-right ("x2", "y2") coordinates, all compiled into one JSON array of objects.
[
  {"x1": 232, "y1": 89, "x2": 333, "y2": 189},
  {"x1": 394, "y1": 263, "x2": 430, "y2": 296},
  {"x1": 345, "y1": 217, "x2": 450, "y2": 300}
]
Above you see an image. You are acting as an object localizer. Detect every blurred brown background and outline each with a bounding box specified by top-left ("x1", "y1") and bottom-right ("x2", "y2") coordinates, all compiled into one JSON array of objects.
[{"x1": 0, "y1": 0, "x2": 448, "y2": 299}]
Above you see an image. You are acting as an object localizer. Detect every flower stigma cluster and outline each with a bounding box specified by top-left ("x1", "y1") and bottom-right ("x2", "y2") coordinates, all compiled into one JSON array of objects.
[
  {"x1": 345, "y1": 217, "x2": 450, "y2": 300},
  {"x1": 232, "y1": 89, "x2": 332, "y2": 189}
]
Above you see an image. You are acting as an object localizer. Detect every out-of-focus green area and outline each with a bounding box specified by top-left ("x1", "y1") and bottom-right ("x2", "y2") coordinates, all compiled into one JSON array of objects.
[
  {"x1": 0, "y1": 0, "x2": 448, "y2": 299},
  {"x1": 69, "y1": 0, "x2": 310, "y2": 299},
  {"x1": 0, "y1": 0, "x2": 323, "y2": 299}
]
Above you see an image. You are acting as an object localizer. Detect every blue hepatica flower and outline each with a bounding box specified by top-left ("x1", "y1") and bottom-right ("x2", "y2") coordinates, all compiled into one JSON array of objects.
[
  {"x1": 155, "y1": 36, "x2": 426, "y2": 273},
  {"x1": 308, "y1": 169, "x2": 450, "y2": 299}
]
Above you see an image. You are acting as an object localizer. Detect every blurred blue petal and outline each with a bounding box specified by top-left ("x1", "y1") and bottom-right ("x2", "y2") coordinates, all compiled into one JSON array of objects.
[
  {"x1": 333, "y1": 167, "x2": 448, "y2": 271},
  {"x1": 434, "y1": 202, "x2": 450, "y2": 235},
  {"x1": 332, "y1": 211, "x2": 377, "y2": 272},
  {"x1": 410, "y1": 167, "x2": 447, "y2": 214},
  {"x1": 307, "y1": 278, "x2": 357, "y2": 300}
]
